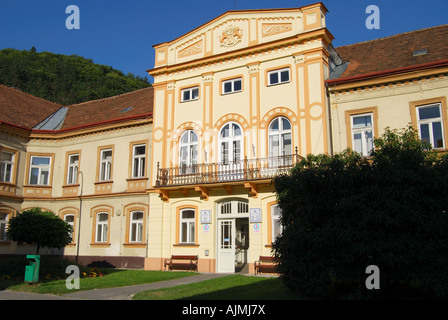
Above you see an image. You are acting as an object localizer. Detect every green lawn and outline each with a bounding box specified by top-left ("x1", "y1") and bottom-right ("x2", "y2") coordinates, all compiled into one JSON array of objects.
[
  {"x1": 133, "y1": 275, "x2": 307, "y2": 300},
  {"x1": 6, "y1": 270, "x2": 197, "y2": 295}
]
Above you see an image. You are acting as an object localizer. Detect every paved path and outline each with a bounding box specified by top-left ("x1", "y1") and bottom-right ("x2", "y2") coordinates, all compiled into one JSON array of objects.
[{"x1": 0, "y1": 273, "x2": 229, "y2": 300}]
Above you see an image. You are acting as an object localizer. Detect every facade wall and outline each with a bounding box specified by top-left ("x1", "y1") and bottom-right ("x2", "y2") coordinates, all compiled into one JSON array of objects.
[
  {"x1": 0, "y1": 122, "x2": 152, "y2": 268},
  {"x1": 329, "y1": 74, "x2": 448, "y2": 154}
]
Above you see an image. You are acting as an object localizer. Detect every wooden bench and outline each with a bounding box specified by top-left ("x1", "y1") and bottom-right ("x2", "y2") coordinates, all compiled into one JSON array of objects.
[
  {"x1": 254, "y1": 256, "x2": 277, "y2": 274},
  {"x1": 164, "y1": 255, "x2": 199, "y2": 272}
]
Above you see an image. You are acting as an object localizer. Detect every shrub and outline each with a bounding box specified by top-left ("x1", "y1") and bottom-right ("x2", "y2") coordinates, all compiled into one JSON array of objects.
[{"x1": 273, "y1": 127, "x2": 448, "y2": 299}]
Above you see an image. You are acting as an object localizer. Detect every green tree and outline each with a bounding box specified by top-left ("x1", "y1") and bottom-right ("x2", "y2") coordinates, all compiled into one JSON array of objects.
[
  {"x1": 7, "y1": 208, "x2": 73, "y2": 255},
  {"x1": 0, "y1": 48, "x2": 151, "y2": 105},
  {"x1": 273, "y1": 127, "x2": 448, "y2": 299}
]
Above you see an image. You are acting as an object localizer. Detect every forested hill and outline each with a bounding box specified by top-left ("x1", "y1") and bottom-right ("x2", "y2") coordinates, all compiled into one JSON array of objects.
[{"x1": 0, "y1": 48, "x2": 151, "y2": 106}]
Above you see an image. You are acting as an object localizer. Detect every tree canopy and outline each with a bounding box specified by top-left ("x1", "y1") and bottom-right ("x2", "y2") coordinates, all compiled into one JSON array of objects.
[
  {"x1": 0, "y1": 48, "x2": 151, "y2": 105},
  {"x1": 7, "y1": 207, "x2": 73, "y2": 255},
  {"x1": 273, "y1": 127, "x2": 448, "y2": 299}
]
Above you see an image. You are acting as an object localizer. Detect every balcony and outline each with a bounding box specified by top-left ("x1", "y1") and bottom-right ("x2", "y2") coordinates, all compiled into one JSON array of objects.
[{"x1": 155, "y1": 152, "x2": 301, "y2": 188}]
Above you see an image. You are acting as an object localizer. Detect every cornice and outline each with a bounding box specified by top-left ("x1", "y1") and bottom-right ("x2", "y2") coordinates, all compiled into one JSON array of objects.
[{"x1": 148, "y1": 28, "x2": 334, "y2": 77}]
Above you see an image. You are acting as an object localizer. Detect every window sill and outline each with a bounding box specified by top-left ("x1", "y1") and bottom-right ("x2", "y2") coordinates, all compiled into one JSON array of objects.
[
  {"x1": 123, "y1": 243, "x2": 146, "y2": 248},
  {"x1": 173, "y1": 243, "x2": 200, "y2": 247},
  {"x1": 94, "y1": 180, "x2": 113, "y2": 185},
  {"x1": 90, "y1": 242, "x2": 111, "y2": 247}
]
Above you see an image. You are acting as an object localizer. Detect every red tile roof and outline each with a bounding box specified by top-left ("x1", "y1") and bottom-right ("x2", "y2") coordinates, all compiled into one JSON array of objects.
[
  {"x1": 335, "y1": 24, "x2": 448, "y2": 80},
  {"x1": 0, "y1": 84, "x2": 61, "y2": 129},
  {"x1": 0, "y1": 85, "x2": 153, "y2": 131},
  {"x1": 60, "y1": 87, "x2": 153, "y2": 130}
]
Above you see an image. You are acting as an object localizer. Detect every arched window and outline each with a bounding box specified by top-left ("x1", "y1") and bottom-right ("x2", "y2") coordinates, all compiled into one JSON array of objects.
[
  {"x1": 268, "y1": 117, "x2": 292, "y2": 157},
  {"x1": 64, "y1": 213, "x2": 75, "y2": 243},
  {"x1": 179, "y1": 208, "x2": 195, "y2": 244},
  {"x1": 129, "y1": 211, "x2": 144, "y2": 243},
  {"x1": 179, "y1": 130, "x2": 198, "y2": 174},
  {"x1": 95, "y1": 212, "x2": 109, "y2": 243},
  {"x1": 219, "y1": 122, "x2": 243, "y2": 164}
]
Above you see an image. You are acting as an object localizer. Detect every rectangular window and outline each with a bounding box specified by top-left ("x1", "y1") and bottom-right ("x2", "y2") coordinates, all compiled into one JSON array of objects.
[
  {"x1": 181, "y1": 86, "x2": 199, "y2": 102},
  {"x1": 29, "y1": 156, "x2": 51, "y2": 185},
  {"x1": 132, "y1": 145, "x2": 146, "y2": 178},
  {"x1": 99, "y1": 149, "x2": 112, "y2": 181},
  {"x1": 0, "y1": 213, "x2": 8, "y2": 241},
  {"x1": 222, "y1": 78, "x2": 242, "y2": 94},
  {"x1": 180, "y1": 209, "x2": 195, "y2": 244},
  {"x1": 271, "y1": 204, "x2": 282, "y2": 241},
  {"x1": 417, "y1": 104, "x2": 445, "y2": 149},
  {"x1": 67, "y1": 154, "x2": 79, "y2": 185},
  {"x1": 351, "y1": 113, "x2": 374, "y2": 156},
  {"x1": 268, "y1": 68, "x2": 290, "y2": 86},
  {"x1": 0, "y1": 151, "x2": 14, "y2": 183}
]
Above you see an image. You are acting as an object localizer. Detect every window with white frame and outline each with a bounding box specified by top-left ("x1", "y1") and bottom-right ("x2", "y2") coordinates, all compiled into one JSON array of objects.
[
  {"x1": 268, "y1": 67, "x2": 290, "y2": 86},
  {"x1": 95, "y1": 212, "x2": 109, "y2": 243},
  {"x1": 129, "y1": 211, "x2": 144, "y2": 242},
  {"x1": 271, "y1": 204, "x2": 283, "y2": 242},
  {"x1": 269, "y1": 117, "x2": 292, "y2": 157},
  {"x1": 99, "y1": 149, "x2": 112, "y2": 181},
  {"x1": 351, "y1": 113, "x2": 374, "y2": 156},
  {"x1": 219, "y1": 122, "x2": 243, "y2": 164},
  {"x1": 0, "y1": 212, "x2": 8, "y2": 241},
  {"x1": 222, "y1": 78, "x2": 242, "y2": 94},
  {"x1": 29, "y1": 156, "x2": 51, "y2": 185},
  {"x1": 0, "y1": 151, "x2": 14, "y2": 183},
  {"x1": 132, "y1": 144, "x2": 146, "y2": 178},
  {"x1": 180, "y1": 209, "x2": 195, "y2": 244},
  {"x1": 64, "y1": 214, "x2": 75, "y2": 242},
  {"x1": 179, "y1": 130, "x2": 198, "y2": 174},
  {"x1": 417, "y1": 103, "x2": 445, "y2": 149},
  {"x1": 181, "y1": 86, "x2": 199, "y2": 102},
  {"x1": 67, "y1": 154, "x2": 79, "y2": 185}
]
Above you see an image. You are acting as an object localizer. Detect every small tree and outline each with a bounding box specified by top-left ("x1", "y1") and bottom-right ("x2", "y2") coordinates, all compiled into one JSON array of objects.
[
  {"x1": 273, "y1": 127, "x2": 448, "y2": 299},
  {"x1": 7, "y1": 207, "x2": 73, "y2": 254}
]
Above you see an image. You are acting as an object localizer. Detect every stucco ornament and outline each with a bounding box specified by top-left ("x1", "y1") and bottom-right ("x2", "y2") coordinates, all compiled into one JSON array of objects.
[{"x1": 219, "y1": 25, "x2": 243, "y2": 47}]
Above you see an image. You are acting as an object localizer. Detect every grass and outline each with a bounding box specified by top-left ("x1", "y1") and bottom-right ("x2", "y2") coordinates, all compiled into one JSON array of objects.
[
  {"x1": 7, "y1": 269, "x2": 197, "y2": 295},
  {"x1": 132, "y1": 275, "x2": 307, "y2": 300}
]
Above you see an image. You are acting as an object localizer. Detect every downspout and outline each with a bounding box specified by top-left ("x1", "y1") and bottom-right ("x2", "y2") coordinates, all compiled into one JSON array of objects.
[{"x1": 325, "y1": 82, "x2": 334, "y2": 156}]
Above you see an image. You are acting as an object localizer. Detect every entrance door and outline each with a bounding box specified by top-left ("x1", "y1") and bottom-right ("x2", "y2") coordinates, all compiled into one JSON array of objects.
[{"x1": 217, "y1": 219, "x2": 235, "y2": 273}]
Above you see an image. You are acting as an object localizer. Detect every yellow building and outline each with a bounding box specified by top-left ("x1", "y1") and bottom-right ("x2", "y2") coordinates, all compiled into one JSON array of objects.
[
  {"x1": 1, "y1": 86, "x2": 153, "y2": 268},
  {"x1": 146, "y1": 3, "x2": 333, "y2": 273},
  {"x1": 326, "y1": 24, "x2": 448, "y2": 156}
]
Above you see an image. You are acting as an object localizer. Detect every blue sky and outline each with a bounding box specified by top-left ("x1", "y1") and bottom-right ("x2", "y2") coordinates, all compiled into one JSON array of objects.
[{"x1": 1, "y1": 0, "x2": 447, "y2": 81}]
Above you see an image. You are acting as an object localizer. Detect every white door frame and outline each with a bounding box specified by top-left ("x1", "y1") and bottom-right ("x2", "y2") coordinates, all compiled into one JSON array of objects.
[{"x1": 217, "y1": 218, "x2": 235, "y2": 273}]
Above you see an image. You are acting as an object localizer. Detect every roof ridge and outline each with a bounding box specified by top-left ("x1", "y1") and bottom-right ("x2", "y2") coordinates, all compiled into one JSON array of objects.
[
  {"x1": 0, "y1": 83, "x2": 61, "y2": 106},
  {"x1": 336, "y1": 23, "x2": 448, "y2": 49},
  {"x1": 67, "y1": 86, "x2": 153, "y2": 108}
]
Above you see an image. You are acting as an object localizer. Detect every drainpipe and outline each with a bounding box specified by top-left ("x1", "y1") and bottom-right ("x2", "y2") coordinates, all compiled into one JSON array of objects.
[
  {"x1": 76, "y1": 171, "x2": 84, "y2": 265},
  {"x1": 325, "y1": 82, "x2": 335, "y2": 156}
]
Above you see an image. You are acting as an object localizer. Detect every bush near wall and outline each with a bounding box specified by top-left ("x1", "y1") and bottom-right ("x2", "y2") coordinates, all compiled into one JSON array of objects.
[{"x1": 273, "y1": 127, "x2": 448, "y2": 299}]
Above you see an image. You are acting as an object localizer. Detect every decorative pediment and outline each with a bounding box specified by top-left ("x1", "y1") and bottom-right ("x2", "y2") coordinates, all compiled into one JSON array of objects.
[{"x1": 151, "y1": 4, "x2": 329, "y2": 69}]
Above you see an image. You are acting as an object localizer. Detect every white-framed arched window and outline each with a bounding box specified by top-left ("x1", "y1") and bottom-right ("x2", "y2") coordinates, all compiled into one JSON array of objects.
[
  {"x1": 219, "y1": 122, "x2": 243, "y2": 164},
  {"x1": 179, "y1": 130, "x2": 198, "y2": 174},
  {"x1": 95, "y1": 212, "x2": 109, "y2": 243},
  {"x1": 129, "y1": 211, "x2": 144, "y2": 243},
  {"x1": 268, "y1": 116, "x2": 292, "y2": 157}
]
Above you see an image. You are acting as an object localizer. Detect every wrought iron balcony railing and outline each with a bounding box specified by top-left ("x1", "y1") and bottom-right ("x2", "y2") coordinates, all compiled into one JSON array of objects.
[{"x1": 155, "y1": 152, "x2": 301, "y2": 187}]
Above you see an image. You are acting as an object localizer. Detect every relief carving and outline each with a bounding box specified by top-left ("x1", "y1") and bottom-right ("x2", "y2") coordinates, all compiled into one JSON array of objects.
[
  {"x1": 178, "y1": 40, "x2": 203, "y2": 58},
  {"x1": 219, "y1": 25, "x2": 243, "y2": 47},
  {"x1": 262, "y1": 23, "x2": 292, "y2": 37}
]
